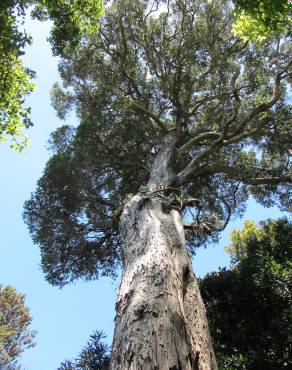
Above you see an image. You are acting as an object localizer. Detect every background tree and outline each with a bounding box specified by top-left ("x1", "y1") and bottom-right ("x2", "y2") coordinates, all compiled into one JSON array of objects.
[
  {"x1": 24, "y1": 0, "x2": 291, "y2": 368},
  {"x1": 0, "y1": 0, "x2": 103, "y2": 150},
  {"x1": 0, "y1": 0, "x2": 35, "y2": 150},
  {"x1": 58, "y1": 331, "x2": 110, "y2": 370},
  {"x1": 0, "y1": 284, "x2": 36, "y2": 368},
  {"x1": 200, "y1": 218, "x2": 292, "y2": 370},
  {"x1": 233, "y1": 0, "x2": 291, "y2": 41}
]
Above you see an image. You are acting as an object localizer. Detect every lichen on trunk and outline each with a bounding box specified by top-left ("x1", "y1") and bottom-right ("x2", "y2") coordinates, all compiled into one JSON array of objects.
[{"x1": 110, "y1": 135, "x2": 217, "y2": 370}]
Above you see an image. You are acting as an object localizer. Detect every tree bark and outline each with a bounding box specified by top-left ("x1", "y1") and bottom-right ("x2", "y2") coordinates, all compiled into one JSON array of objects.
[{"x1": 110, "y1": 134, "x2": 217, "y2": 370}]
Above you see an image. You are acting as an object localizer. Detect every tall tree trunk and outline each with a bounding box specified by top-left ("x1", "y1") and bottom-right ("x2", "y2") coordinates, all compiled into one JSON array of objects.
[{"x1": 110, "y1": 135, "x2": 217, "y2": 370}]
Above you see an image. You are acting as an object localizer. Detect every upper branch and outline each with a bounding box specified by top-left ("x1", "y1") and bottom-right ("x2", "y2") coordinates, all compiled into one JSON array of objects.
[
  {"x1": 175, "y1": 136, "x2": 224, "y2": 185},
  {"x1": 196, "y1": 164, "x2": 292, "y2": 186},
  {"x1": 128, "y1": 100, "x2": 170, "y2": 132},
  {"x1": 177, "y1": 132, "x2": 221, "y2": 156},
  {"x1": 174, "y1": 60, "x2": 291, "y2": 186},
  {"x1": 231, "y1": 61, "x2": 291, "y2": 137}
]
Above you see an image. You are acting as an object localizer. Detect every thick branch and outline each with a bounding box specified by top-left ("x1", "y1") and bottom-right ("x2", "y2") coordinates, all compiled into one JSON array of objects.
[
  {"x1": 177, "y1": 132, "x2": 221, "y2": 156},
  {"x1": 196, "y1": 164, "x2": 292, "y2": 186},
  {"x1": 177, "y1": 67, "x2": 242, "y2": 157},
  {"x1": 129, "y1": 100, "x2": 169, "y2": 132},
  {"x1": 223, "y1": 126, "x2": 264, "y2": 145},
  {"x1": 175, "y1": 136, "x2": 223, "y2": 185},
  {"x1": 175, "y1": 63, "x2": 291, "y2": 185},
  {"x1": 243, "y1": 176, "x2": 292, "y2": 186},
  {"x1": 231, "y1": 65, "x2": 289, "y2": 137}
]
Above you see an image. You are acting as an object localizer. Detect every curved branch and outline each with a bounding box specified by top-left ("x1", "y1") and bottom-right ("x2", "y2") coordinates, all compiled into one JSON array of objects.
[
  {"x1": 129, "y1": 100, "x2": 170, "y2": 132},
  {"x1": 177, "y1": 132, "x2": 221, "y2": 156},
  {"x1": 175, "y1": 136, "x2": 223, "y2": 185},
  {"x1": 196, "y1": 164, "x2": 292, "y2": 186},
  {"x1": 230, "y1": 63, "x2": 290, "y2": 137}
]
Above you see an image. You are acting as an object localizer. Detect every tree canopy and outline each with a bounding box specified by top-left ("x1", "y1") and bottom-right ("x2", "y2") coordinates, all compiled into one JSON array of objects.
[
  {"x1": 233, "y1": 0, "x2": 292, "y2": 41},
  {"x1": 31, "y1": 0, "x2": 104, "y2": 57},
  {"x1": 24, "y1": 0, "x2": 291, "y2": 287},
  {"x1": 0, "y1": 0, "x2": 35, "y2": 150},
  {"x1": 200, "y1": 218, "x2": 292, "y2": 369},
  {"x1": 0, "y1": 284, "x2": 36, "y2": 368},
  {"x1": 0, "y1": 0, "x2": 103, "y2": 150}
]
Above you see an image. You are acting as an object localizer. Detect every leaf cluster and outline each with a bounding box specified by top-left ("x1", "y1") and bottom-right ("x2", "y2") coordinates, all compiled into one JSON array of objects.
[
  {"x1": 200, "y1": 218, "x2": 292, "y2": 370},
  {"x1": 233, "y1": 0, "x2": 292, "y2": 40},
  {"x1": 0, "y1": 285, "x2": 36, "y2": 368},
  {"x1": 0, "y1": 0, "x2": 35, "y2": 150},
  {"x1": 0, "y1": 0, "x2": 104, "y2": 150},
  {"x1": 58, "y1": 331, "x2": 110, "y2": 370},
  {"x1": 23, "y1": 104, "x2": 155, "y2": 285},
  {"x1": 32, "y1": 0, "x2": 104, "y2": 56}
]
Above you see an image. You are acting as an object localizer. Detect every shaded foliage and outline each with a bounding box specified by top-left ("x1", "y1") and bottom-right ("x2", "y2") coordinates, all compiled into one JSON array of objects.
[
  {"x1": 0, "y1": 0, "x2": 35, "y2": 149},
  {"x1": 32, "y1": 0, "x2": 104, "y2": 56},
  {"x1": 58, "y1": 331, "x2": 110, "y2": 370},
  {"x1": 0, "y1": 0, "x2": 103, "y2": 150},
  {"x1": 233, "y1": 0, "x2": 291, "y2": 40},
  {"x1": 24, "y1": 0, "x2": 291, "y2": 286},
  {"x1": 200, "y1": 218, "x2": 292, "y2": 370},
  {"x1": 0, "y1": 285, "x2": 36, "y2": 368}
]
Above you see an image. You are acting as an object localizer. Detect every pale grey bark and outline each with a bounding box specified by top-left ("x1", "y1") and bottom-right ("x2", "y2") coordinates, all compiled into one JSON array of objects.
[{"x1": 110, "y1": 134, "x2": 217, "y2": 370}]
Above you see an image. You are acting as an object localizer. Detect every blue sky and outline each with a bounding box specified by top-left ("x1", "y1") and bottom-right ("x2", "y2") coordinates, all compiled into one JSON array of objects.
[{"x1": 0, "y1": 16, "x2": 286, "y2": 370}]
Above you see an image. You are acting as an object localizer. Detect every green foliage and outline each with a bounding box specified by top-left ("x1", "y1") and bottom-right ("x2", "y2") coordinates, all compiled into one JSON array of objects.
[
  {"x1": 24, "y1": 0, "x2": 291, "y2": 286},
  {"x1": 0, "y1": 0, "x2": 104, "y2": 150},
  {"x1": 0, "y1": 285, "x2": 36, "y2": 368},
  {"x1": 23, "y1": 115, "x2": 152, "y2": 285},
  {"x1": 32, "y1": 0, "x2": 104, "y2": 56},
  {"x1": 200, "y1": 218, "x2": 292, "y2": 370},
  {"x1": 0, "y1": 0, "x2": 35, "y2": 150},
  {"x1": 58, "y1": 331, "x2": 110, "y2": 370},
  {"x1": 233, "y1": 0, "x2": 292, "y2": 40},
  {"x1": 0, "y1": 54, "x2": 35, "y2": 150},
  {"x1": 0, "y1": 0, "x2": 32, "y2": 60}
]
